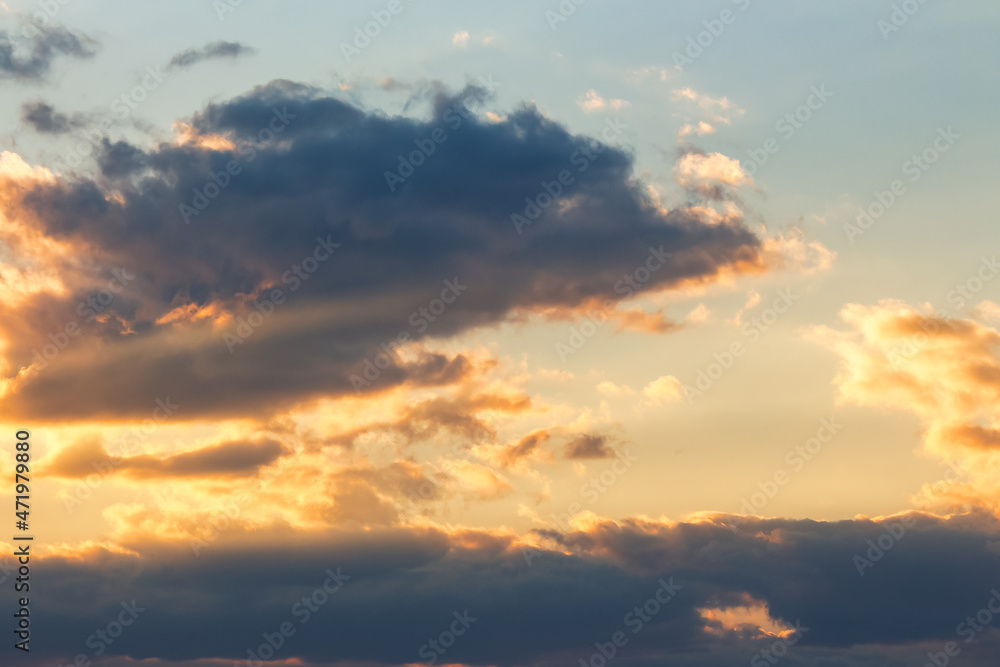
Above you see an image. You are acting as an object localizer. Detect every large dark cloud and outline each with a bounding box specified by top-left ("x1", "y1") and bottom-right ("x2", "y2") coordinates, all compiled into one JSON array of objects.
[
  {"x1": 21, "y1": 513, "x2": 1000, "y2": 666},
  {"x1": 0, "y1": 23, "x2": 97, "y2": 82},
  {"x1": 3, "y1": 80, "x2": 765, "y2": 420}
]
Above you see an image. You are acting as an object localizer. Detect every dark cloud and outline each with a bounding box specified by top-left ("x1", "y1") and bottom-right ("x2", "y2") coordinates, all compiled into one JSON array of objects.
[
  {"x1": 21, "y1": 513, "x2": 1000, "y2": 666},
  {"x1": 96, "y1": 138, "x2": 149, "y2": 178},
  {"x1": 167, "y1": 40, "x2": 256, "y2": 70},
  {"x1": 565, "y1": 433, "x2": 615, "y2": 459},
  {"x1": 3, "y1": 80, "x2": 766, "y2": 421},
  {"x1": 20, "y1": 101, "x2": 83, "y2": 133},
  {"x1": 44, "y1": 438, "x2": 286, "y2": 479},
  {"x1": 0, "y1": 24, "x2": 98, "y2": 82}
]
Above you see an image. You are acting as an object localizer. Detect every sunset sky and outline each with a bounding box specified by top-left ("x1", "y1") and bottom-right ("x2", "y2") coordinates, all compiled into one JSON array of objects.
[{"x1": 2, "y1": 2, "x2": 1000, "y2": 666}]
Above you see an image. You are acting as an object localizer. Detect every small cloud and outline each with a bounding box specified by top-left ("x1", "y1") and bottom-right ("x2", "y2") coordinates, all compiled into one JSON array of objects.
[
  {"x1": 453, "y1": 31, "x2": 469, "y2": 47},
  {"x1": 678, "y1": 121, "x2": 716, "y2": 138},
  {"x1": 675, "y1": 151, "x2": 752, "y2": 197},
  {"x1": 643, "y1": 375, "x2": 684, "y2": 405},
  {"x1": 671, "y1": 88, "x2": 743, "y2": 122},
  {"x1": 537, "y1": 368, "x2": 575, "y2": 382},
  {"x1": 730, "y1": 289, "x2": 762, "y2": 327},
  {"x1": 577, "y1": 89, "x2": 630, "y2": 113},
  {"x1": 564, "y1": 434, "x2": 615, "y2": 459},
  {"x1": 975, "y1": 300, "x2": 1000, "y2": 323},
  {"x1": 500, "y1": 430, "x2": 551, "y2": 467},
  {"x1": 672, "y1": 88, "x2": 743, "y2": 141},
  {"x1": 597, "y1": 381, "x2": 634, "y2": 397},
  {"x1": 626, "y1": 66, "x2": 673, "y2": 85},
  {"x1": 686, "y1": 303, "x2": 711, "y2": 324},
  {"x1": 760, "y1": 226, "x2": 836, "y2": 275},
  {"x1": 167, "y1": 40, "x2": 256, "y2": 70},
  {"x1": 20, "y1": 101, "x2": 82, "y2": 134}
]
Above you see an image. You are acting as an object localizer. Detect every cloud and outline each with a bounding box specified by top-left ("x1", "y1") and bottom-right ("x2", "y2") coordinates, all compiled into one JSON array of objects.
[
  {"x1": 452, "y1": 30, "x2": 469, "y2": 47},
  {"x1": 0, "y1": 81, "x2": 794, "y2": 421},
  {"x1": 672, "y1": 88, "x2": 744, "y2": 141},
  {"x1": 730, "y1": 288, "x2": 762, "y2": 326},
  {"x1": 686, "y1": 302, "x2": 710, "y2": 324},
  {"x1": 16, "y1": 512, "x2": 1000, "y2": 666},
  {"x1": 167, "y1": 40, "x2": 256, "y2": 70},
  {"x1": 499, "y1": 429, "x2": 551, "y2": 466},
  {"x1": 672, "y1": 87, "x2": 743, "y2": 123},
  {"x1": 675, "y1": 149, "x2": 753, "y2": 197},
  {"x1": 976, "y1": 299, "x2": 1000, "y2": 323},
  {"x1": 325, "y1": 389, "x2": 530, "y2": 450},
  {"x1": 44, "y1": 437, "x2": 286, "y2": 479},
  {"x1": 643, "y1": 375, "x2": 684, "y2": 405},
  {"x1": 807, "y1": 300, "x2": 1000, "y2": 512},
  {"x1": 0, "y1": 23, "x2": 98, "y2": 81},
  {"x1": 597, "y1": 380, "x2": 635, "y2": 397},
  {"x1": 679, "y1": 121, "x2": 717, "y2": 138},
  {"x1": 577, "y1": 89, "x2": 630, "y2": 112},
  {"x1": 565, "y1": 433, "x2": 616, "y2": 459},
  {"x1": 20, "y1": 101, "x2": 83, "y2": 134}
]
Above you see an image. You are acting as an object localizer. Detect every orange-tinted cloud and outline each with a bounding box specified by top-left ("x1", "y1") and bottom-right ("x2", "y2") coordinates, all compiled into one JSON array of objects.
[
  {"x1": 44, "y1": 437, "x2": 286, "y2": 479},
  {"x1": 808, "y1": 300, "x2": 1000, "y2": 512}
]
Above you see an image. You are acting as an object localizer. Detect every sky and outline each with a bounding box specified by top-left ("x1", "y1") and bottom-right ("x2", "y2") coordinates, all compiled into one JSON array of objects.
[{"x1": 1, "y1": 1, "x2": 1000, "y2": 666}]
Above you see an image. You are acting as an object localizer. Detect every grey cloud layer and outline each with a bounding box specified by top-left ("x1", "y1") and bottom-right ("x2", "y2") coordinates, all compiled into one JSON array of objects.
[{"x1": 24, "y1": 514, "x2": 1000, "y2": 666}]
